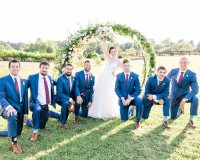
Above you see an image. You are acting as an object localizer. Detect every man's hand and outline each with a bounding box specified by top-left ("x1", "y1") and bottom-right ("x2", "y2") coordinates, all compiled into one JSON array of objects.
[
  {"x1": 76, "y1": 96, "x2": 83, "y2": 104},
  {"x1": 158, "y1": 99, "x2": 164, "y2": 105},
  {"x1": 70, "y1": 99, "x2": 75, "y2": 106},
  {"x1": 7, "y1": 107, "x2": 17, "y2": 117},
  {"x1": 168, "y1": 95, "x2": 171, "y2": 100},
  {"x1": 87, "y1": 102, "x2": 92, "y2": 109},
  {"x1": 147, "y1": 94, "x2": 153, "y2": 101},
  {"x1": 68, "y1": 103, "x2": 72, "y2": 110},
  {"x1": 180, "y1": 100, "x2": 186, "y2": 108},
  {"x1": 112, "y1": 72, "x2": 116, "y2": 77},
  {"x1": 23, "y1": 115, "x2": 28, "y2": 123},
  {"x1": 125, "y1": 98, "x2": 132, "y2": 106},
  {"x1": 121, "y1": 97, "x2": 127, "y2": 106}
]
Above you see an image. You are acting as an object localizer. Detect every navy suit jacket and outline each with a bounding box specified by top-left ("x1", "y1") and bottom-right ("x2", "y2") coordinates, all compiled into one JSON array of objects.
[
  {"x1": 115, "y1": 72, "x2": 141, "y2": 100},
  {"x1": 75, "y1": 70, "x2": 95, "y2": 103},
  {"x1": 0, "y1": 75, "x2": 28, "y2": 118},
  {"x1": 28, "y1": 73, "x2": 56, "y2": 108},
  {"x1": 55, "y1": 74, "x2": 75, "y2": 102},
  {"x1": 142, "y1": 75, "x2": 170, "y2": 106},
  {"x1": 167, "y1": 68, "x2": 199, "y2": 105}
]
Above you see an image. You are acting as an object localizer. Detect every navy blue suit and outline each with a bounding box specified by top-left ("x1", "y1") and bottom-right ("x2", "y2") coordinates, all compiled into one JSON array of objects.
[
  {"x1": 55, "y1": 74, "x2": 75, "y2": 124},
  {"x1": 75, "y1": 70, "x2": 95, "y2": 117},
  {"x1": 115, "y1": 72, "x2": 142, "y2": 121},
  {"x1": 0, "y1": 75, "x2": 28, "y2": 137},
  {"x1": 167, "y1": 68, "x2": 199, "y2": 119},
  {"x1": 26, "y1": 73, "x2": 57, "y2": 129},
  {"x1": 142, "y1": 75, "x2": 170, "y2": 119}
]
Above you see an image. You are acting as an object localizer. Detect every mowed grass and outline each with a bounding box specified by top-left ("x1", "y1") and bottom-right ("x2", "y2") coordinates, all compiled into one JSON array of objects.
[{"x1": 0, "y1": 56, "x2": 200, "y2": 160}]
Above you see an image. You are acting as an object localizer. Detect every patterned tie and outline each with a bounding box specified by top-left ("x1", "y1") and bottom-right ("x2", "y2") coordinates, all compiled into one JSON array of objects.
[
  {"x1": 85, "y1": 74, "x2": 89, "y2": 87},
  {"x1": 14, "y1": 78, "x2": 20, "y2": 95},
  {"x1": 68, "y1": 78, "x2": 71, "y2": 90},
  {"x1": 43, "y1": 77, "x2": 50, "y2": 104},
  {"x1": 126, "y1": 74, "x2": 129, "y2": 86},
  {"x1": 177, "y1": 72, "x2": 184, "y2": 97}
]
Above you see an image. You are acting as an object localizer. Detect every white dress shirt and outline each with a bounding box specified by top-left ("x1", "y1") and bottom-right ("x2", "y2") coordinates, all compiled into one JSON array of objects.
[
  {"x1": 37, "y1": 73, "x2": 51, "y2": 105},
  {"x1": 84, "y1": 71, "x2": 91, "y2": 81},
  {"x1": 121, "y1": 72, "x2": 134, "y2": 100},
  {"x1": 177, "y1": 69, "x2": 187, "y2": 83},
  {"x1": 6, "y1": 74, "x2": 22, "y2": 111},
  {"x1": 66, "y1": 75, "x2": 72, "y2": 102}
]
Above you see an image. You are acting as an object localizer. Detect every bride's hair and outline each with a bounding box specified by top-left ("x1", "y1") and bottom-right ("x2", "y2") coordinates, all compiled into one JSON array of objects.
[{"x1": 108, "y1": 46, "x2": 118, "y2": 54}]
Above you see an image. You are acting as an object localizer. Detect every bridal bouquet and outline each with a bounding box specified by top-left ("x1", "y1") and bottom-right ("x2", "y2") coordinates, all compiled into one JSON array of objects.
[{"x1": 98, "y1": 26, "x2": 115, "y2": 42}]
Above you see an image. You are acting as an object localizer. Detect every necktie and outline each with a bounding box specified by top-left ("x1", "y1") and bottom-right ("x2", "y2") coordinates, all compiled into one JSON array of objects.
[
  {"x1": 126, "y1": 74, "x2": 129, "y2": 86},
  {"x1": 177, "y1": 72, "x2": 184, "y2": 97},
  {"x1": 14, "y1": 78, "x2": 20, "y2": 95},
  {"x1": 43, "y1": 77, "x2": 50, "y2": 104},
  {"x1": 68, "y1": 78, "x2": 71, "y2": 90},
  {"x1": 157, "y1": 80, "x2": 162, "y2": 89},
  {"x1": 178, "y1": 72, "x2": 184, "y2": 85},
  {"x1": 85, "y1": 74, "x2": 89, "y2": 87}
]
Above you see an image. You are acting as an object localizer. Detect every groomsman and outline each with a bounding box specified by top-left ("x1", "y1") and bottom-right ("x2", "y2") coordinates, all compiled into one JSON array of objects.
[
  {"x1": 74, "y1": 60, "x2": 95, "y2": 123},
  {"x1": 55, "y1": 63, "x2": 75, "y2": 129},
  {"x1": 167, "y1": 56, "x2": 199, "y2": 128},
  {"x1": 26, "y1": 61, "x2": 58, "y2": 142},
  {"x1": 0, "y1": 59, "x2": 28, "y2": 154},
  {"x1": 115, "y1": 59, "x2": 142, "y2": 129},
  {"x1": 142, "y1": 66, "x2": 171, "y2": 128}
]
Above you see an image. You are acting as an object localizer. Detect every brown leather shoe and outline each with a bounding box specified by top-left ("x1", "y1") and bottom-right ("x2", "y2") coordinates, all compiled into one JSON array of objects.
[
  {"x1": 135, "y1": 121, "x2": 141, "y2": 129},
  {"x1": 69, "y1": 108, "x2": 74, "y2": 113},
  {"x1": 180, "y1": 108, "x2": 184, "y2": 114},
  {"x1": 74, "y1": 117, "x2": 78, "y2": 124},
  {"x1": 60, "y1": 124, "x2": 69, "y2": 130},
  {"x1": 162, "y1": 121, "x2": 171, "y2": 128},
  {"x1": 30, "y1": 133, "x2": 38, "y2": 142},
  {"x1": 12, "y1": 143, "x2": 22, "y2": 154},
  {"x1": 189, "y1": 120, "x2": 197, "y2": 128}
]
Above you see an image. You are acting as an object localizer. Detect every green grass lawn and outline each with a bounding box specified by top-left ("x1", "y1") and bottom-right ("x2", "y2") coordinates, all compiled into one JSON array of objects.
[{"x1": 0, "y1": 56, "x2": 200, "y2": 159}]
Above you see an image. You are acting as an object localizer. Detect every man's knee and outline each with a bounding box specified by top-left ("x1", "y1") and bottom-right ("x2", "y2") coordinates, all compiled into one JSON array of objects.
[
  {"x1": 8, "y1": 114, "x2": 17, "y2": 122},
  {"x1": 191, "y1": 96, "x2": 199, "y2": 104},
  {"x1": 61, "y1": 100, "x2": 69, "y2": 109},
  {"x1": 32, "y1": 104, "x2": 42, "y2": 115},
  {"x1": 163, "y1": 97, "x2": 170, "y2": 104}
]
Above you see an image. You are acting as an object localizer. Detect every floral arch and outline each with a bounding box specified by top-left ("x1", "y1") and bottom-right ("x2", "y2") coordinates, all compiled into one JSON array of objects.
[{"x1": 55, "y1": 22, "x2": 156, "y2": 87}]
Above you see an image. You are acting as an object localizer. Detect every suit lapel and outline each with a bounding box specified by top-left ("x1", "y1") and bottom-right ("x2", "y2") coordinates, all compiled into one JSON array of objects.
[
  {"x1": 157, "y1": 77, "x2": 165, "y2": 92},
  {"x1": 87, "y1": 74, "x2": 92, "y2": 88},
  {"x1": 128, "y1": 72, "x2": 133, "y2": 89},
  {"x1": 8, "y1": 75, "x2": 19, "y2": 96},
  {"x1": 154, "y1": 75, "x2": 158, "y2": 92},
  {"x1": 35, "y1": 73, "x2": 39, "y2": 94},
  {"x1": 174, "y1": 69, "x2": 179, "y2": 86},
  {"x1": 81, "y1": 70, "x2": 86, "y2": 86},
  {"x1": 20, "y1": 77, "x2": 24, "y2": 98},
  {"x1": 71, "y1": 76, "x2": 75, "y2": 91},
  {"x1": 122, "y1": 73, "x2": 128, "y2": 90}
]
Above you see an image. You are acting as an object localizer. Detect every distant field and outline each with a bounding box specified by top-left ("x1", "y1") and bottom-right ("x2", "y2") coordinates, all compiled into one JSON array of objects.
[{"x1": 0, "y1": 56, "x2": 200, "y2": 159}]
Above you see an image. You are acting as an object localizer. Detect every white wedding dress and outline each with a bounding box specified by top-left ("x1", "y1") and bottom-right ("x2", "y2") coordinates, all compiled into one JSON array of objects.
[{"x1": 88, "y1": 60, "x2": 120, "y2": 120}]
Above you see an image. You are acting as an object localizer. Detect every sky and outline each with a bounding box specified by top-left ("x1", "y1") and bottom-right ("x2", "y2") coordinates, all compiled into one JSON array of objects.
[{"x1": 0, "y1": 0, "x2": 200, "y2": 44}]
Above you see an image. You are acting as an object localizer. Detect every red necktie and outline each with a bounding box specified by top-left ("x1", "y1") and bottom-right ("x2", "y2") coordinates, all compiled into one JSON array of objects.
[
  {"x1": 68, "y1": 78, "x2": 71, "y2": 90},
  {"x1": 178, "y1": 72, "x2": 184, "y2": 85},
  {"x1": 177, "y1": 72, "x2": 184, "y2": 97},
  {"x1": 14, "y1": 78, "x2": 20, "y2": 95},
  {"x1": 85, "y1": 74, "x2": 89, "y2": 87},
  {"x1": 43, "y1": 77, "x2": 50, "y2": 104},
  {"x1": 157, "y1": 81, "x2": 162, "y2": 89},
  {"x1": 126, "y1": 74, "x2": 129, "y2": 86}
]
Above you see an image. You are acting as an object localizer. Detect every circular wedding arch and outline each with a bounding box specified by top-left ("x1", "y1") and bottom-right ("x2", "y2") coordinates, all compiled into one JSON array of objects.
[{"x1": 55, "y1": 22, "x2": 156, "y2": 87}]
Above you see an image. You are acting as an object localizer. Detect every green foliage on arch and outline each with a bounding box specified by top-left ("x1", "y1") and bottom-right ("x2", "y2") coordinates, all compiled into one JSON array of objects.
[{"x1": 55, "y1": 22, "x2": 156, "y2": 86}]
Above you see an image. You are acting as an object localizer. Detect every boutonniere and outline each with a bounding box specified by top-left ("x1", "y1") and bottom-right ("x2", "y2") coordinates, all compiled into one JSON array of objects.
[
  {"x1": 130, "y1": 77, "x2": 133, "y2": 80},
  {"x1": 90, "y1": 76, "x2": 92, "y2": 80},
  {"x1": 22, "y1": 81, "x2": 25, "y2": 85},
  {"x1": 51, "y1": 80, "x2": 54, "y2": 83},
  {"x1": 161, "y1": 81, "x2": 166, "y2": 86},
  {"x1": 73, "y1": 78, "x2": 75, "y2": 81},
  {"x1": 185, "y1": 73, "x2": 188, "y2": 78}
]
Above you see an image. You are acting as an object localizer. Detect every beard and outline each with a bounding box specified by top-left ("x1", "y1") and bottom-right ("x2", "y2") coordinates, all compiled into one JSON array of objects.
[
  {"x1": 40, "y1": 71, "x2": 47, "y2": 76},
  {"x1": 65, "y1": 72, "x2": 72, "y2": 77},
  {"x1": 84, "y1": 68, "x2": 91, "y2": 72}
]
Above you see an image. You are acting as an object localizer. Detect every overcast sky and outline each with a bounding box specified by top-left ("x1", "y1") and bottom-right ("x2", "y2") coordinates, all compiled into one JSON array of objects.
[{"x1": 0, "y1": 0, "x2": 200, "y2": 44}]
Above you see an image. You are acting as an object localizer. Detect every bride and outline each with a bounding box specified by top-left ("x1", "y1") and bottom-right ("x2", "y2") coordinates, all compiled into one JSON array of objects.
[{"x1": 88, "y1": 38, "x2": 124, "y2": 120}]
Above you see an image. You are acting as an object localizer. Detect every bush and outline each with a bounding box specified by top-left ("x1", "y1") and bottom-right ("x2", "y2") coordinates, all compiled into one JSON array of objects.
[{"x1": 99, "y1": 54, "x2": 105, "y2": 61}]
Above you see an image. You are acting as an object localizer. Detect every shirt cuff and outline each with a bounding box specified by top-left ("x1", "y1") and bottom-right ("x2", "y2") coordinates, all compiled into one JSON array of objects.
[
  {"x1": 24, "y1": 114, "x2": 28, "y2": 116},
  {"x1": 128, "y1": 95, "x2": 134, "y2": 100},
  {"x1": 5, "y1": 105, "x2": 12, "y2": 111},
  {"x1": 153, "y1": 95, "x2": 157, "y2": 100},
  {"x1": 69, "y1": 98, "x2": 72, "y2": 102},
  {"x1": 183, "y1": 98, "x2": 188, "y2": 102},
  {"x1": 121, "y1": 97, "x2": 125, "y2": 100},
  {"x1": 154, "y1": 99, "x2": 159, "y2": 103}
]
